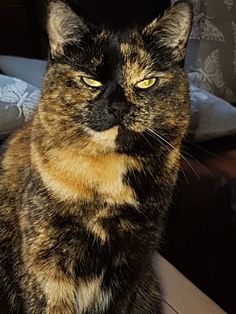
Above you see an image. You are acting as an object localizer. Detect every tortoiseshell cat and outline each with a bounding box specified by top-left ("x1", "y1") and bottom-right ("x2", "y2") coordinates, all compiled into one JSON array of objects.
[{"x1": 0, "y1": 1, "x2": 192, "y2": 313}]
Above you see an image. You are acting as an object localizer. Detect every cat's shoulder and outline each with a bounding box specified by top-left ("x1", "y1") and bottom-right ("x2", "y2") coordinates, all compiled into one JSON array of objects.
[{"x1": 0, "y1": 122, "x2": 32, "y2": 181}]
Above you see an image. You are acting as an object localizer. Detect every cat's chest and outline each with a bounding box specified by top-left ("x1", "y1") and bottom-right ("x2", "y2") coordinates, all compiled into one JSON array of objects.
[{"x1": 33, "y1": 146, "x2": 141, "y2": 206}]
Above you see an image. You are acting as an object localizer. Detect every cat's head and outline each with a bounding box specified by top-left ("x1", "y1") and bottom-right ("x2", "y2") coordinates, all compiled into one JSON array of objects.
[{"x1": 38, "y1": 0, "x2": 192, "y2": 156}]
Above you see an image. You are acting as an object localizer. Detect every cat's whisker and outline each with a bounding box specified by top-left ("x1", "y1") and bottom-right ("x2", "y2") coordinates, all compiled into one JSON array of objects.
[
  {"x1": 143, "y1": 129, "x2": 187, "y2": 183},
  {"x1": 140, "y1": 133, "x2": 156, "y2": 152},
  {"x1": 147, "y1": 127, "x2": 220, "y2": 178},
  {"x1": 143, "y1": 129, "x2": 189, "y2": 184},
  {"x1": 181, "y1": 148, "x2": 215, "y2": 178},
  {"x1": 178, "y1": 166, "x2": 190, "y2": 185},
  {"x1": 184, "y1": 138, "x2": 225, "y2": 162},
  {"x1": 146, "y1": 128, "x2": 201, "y2": 181}
]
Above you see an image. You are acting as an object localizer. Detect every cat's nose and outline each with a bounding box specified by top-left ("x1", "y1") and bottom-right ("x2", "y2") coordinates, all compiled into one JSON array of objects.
[{"x1": 108, "y1": 102, "x2": 129, "y2": 120}]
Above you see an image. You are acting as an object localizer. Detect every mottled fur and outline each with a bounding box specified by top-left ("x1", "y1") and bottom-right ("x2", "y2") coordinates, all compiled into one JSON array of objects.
[{"x1": 0, "y1": 1, "x2": 192, "y2": 313}]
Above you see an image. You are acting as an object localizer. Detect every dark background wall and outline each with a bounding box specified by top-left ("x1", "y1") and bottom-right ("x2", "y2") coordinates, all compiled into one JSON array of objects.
[{"x1": 0, "y1": 0, "x2": 171, "y2": 58}]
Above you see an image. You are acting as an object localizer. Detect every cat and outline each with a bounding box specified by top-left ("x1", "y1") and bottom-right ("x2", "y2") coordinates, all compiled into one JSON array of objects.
[{"x1": 0, "y1": 0, "x2": 192, "y2": 313}]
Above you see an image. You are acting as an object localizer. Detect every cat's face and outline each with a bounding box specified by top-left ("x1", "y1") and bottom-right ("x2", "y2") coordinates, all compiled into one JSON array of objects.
[{"x1": 39, "y1": 0, "x2": 192, "y2": 155}]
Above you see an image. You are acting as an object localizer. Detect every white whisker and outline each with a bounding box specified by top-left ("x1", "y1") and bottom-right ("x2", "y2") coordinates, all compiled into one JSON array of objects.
[{"x1": 146, "y1": 128, "x2": 201, "y2": 181}]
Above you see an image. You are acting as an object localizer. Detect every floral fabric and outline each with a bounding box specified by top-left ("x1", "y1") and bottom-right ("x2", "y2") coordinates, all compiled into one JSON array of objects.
[
  {"x1": 0, "y1": 75, "x2": 40, "y2": 136},
  {"x1": 183, "y1": 0, "x2": 236, "y2": 103},
  {"x1": 189, "y1": 84, "x2": 236, "y2": 141}
]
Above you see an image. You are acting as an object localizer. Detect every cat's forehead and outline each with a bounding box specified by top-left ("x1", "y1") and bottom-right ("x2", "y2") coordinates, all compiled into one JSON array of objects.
[
  {"x1": 93, "y1": 29, "x2": 154, "y2": 82},
  {"x1": 119, "y1": 42, "x2": 154, "y2": 84}
]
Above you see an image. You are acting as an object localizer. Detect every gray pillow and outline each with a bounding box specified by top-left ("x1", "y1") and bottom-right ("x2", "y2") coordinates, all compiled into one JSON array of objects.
[
  {"x1": 0, "y1": 74, "x2": 40, "y2": 136},
  {"x1": 184, "y1": 0, "x2": 236, "y2": 103},
  {"x1": 0, "y1": 56, "x2": 47, "y2": 88},
  {"x1": 189, "y1": 84, "x2": 236, "y2": 142}
]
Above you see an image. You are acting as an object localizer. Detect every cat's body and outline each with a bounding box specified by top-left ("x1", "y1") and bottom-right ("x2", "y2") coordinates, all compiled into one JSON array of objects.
[{"x1": 0, "y1": 1, "x2": 192, "y2": 313}]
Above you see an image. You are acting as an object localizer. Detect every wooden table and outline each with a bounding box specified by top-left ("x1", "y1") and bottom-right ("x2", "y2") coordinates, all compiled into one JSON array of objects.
[{"x1": 154, "y1": 255, "x2": 227, "y2": 314}]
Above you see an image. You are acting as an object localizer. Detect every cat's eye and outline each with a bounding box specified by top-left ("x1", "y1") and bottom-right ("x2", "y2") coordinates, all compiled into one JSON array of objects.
[
  {"x1": 82, "y1": 77, "x2": 103, "y2": 88},
  {"x1": 135, "y1": 78, "x2": 157, "y2": 89}
]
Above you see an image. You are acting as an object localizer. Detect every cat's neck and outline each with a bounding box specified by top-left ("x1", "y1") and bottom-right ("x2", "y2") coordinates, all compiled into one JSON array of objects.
[{"x1": 31, "y1": 142, "x2": 141, "y2": 206}]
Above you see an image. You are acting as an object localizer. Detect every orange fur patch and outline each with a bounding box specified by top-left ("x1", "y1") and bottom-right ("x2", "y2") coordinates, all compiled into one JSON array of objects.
[
  {"x1": 165, "y1": 148, "x2": 180, "y2": 171},
  {"x1": 31, "y1": 141, "x2": 141, "y2": 206}
]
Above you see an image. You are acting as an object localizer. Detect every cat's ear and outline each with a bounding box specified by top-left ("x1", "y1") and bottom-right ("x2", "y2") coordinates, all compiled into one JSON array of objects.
[
  {"x1": 142, "y1": 1, "x2": 193, "y2": 62},
  {"x1": 47, "y1": 0, "x2": 88, "y2": 58}
]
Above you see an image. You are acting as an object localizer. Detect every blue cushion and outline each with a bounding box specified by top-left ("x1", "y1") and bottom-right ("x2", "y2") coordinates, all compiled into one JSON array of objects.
[
  {"x1": 0, "y1": 56, "x2": 47, "y2": 88},
  {"x1": 0, "y1": 74, "x2": 40, "y2": 136}
]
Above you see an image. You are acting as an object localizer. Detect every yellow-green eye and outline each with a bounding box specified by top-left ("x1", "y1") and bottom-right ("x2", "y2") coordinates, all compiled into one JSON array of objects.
[
  {"x1": 135, "y1": 78, "x2": 156, "y2": 89},
  {"x1": 82, "y1": 77, "x2": 103, "y2": 88}
]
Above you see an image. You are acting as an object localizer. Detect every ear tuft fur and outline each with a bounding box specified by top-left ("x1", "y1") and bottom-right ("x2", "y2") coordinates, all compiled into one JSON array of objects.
[
  {"x1": 47, "y1": 0, "x2": 88, "y2": 58},
  {"x1": 143, "y1": 1, "x2": 193, "y2": 62}
]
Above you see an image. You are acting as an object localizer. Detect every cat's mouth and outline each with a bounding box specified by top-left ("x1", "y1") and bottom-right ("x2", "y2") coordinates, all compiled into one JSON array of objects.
[
  {"x1": 83, "y1": 101, "x2": 129, "y2": 133},
  {"x1": 86, "y1": 114, "x2": 125, "y2": 132},
  {"x1": 91, "y1": 122, "x2": 120, "y2": 132}
]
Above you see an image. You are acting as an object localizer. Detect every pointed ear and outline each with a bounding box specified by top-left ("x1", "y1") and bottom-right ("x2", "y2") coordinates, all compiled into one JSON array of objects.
[
  {"x1": 143, "y1": 1, "x2": 193, "y2": 62},
  {"x1": 47, "y1": 0, "x2": 88, "y2": 58}
]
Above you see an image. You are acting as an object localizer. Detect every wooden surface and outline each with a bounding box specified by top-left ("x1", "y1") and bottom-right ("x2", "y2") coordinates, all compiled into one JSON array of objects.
[{"x1": 154, "y1": 255, "x2": 227, "y2": 314}]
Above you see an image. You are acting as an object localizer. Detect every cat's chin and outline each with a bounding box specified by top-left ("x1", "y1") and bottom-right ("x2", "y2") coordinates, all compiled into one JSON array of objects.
[
  {"x1": 85, "y1": 125, "x2": 119, "y2": 153},
  {"x1": 82, "y1": 124, "x2": 156, "y2": 156}
]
